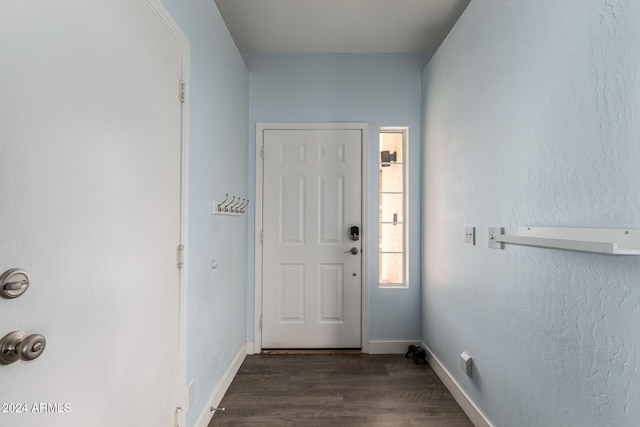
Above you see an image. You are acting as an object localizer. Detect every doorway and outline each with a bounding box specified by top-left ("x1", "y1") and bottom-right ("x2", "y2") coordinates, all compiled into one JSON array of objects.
[{"x1": 254, "y1": 123, "x2": 369, "y2": 352}]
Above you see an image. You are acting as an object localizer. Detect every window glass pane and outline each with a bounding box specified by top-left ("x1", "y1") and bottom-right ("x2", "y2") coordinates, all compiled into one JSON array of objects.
[
  {"x1": 379, "y1": 223, "x2": 403, "y2": 252},
  {"x1": 380, "y1": 132, "x2": 403, "y2": 163},
  {"x1": 379, "y1": 193, "x2": 403, "y2": 223},
  {"x1": 379, "y1": 129, "x2": 407, "y2": 287},
  {"x1": 379, "y1": 164, "x2": 403, "y2": 193},
  {"x1": 379, "y1": 253, "x2": 404, "y2": 284}
]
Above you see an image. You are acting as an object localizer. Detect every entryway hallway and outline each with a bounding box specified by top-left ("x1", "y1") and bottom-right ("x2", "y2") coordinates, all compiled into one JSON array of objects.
[{"x1": 209, "y1": 354, "x2": 473, "y2": 426}]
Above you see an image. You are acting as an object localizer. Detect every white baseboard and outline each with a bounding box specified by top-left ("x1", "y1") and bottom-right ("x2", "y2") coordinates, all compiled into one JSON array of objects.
[
  {"x1": 368, "y1": 340, "x2": 420, "y2": 354},
  {"x1": 246, "y1": 341, "x2": 255, "y2": 355},
  {"x1": 421, "y1": 342, "x2": 493, "y2": 427},
  {"x1": 194, "y1": 343, "x2": 247, "y2": 427}
]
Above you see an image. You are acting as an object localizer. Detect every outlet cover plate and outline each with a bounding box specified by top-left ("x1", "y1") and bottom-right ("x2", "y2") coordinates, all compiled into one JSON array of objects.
[
  {"x1": 464, "y1": 226, "x2": 476, "y2": 245},
  {"x1": 460, "y1": 352, "x2": 473, "y2": 377}
]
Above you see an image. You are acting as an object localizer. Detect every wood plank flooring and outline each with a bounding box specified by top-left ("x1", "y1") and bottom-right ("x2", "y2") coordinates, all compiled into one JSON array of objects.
[{"x1": 208, "y1": 354, "x2": 474, "y2": 426}]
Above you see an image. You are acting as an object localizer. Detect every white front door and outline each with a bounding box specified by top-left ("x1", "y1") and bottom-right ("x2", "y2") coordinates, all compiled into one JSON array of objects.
[
  {"x1": 261, "y1": 128, "x2": 362, "y2": 348},
  {"x1": 0, "y1": 1, "x2": 184, "y2": 426}
]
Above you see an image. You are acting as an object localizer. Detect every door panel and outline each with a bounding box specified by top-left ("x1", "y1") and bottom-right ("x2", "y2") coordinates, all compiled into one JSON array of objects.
[
  {"x1": 262, "y1": 129, "x2": 362, "y2": 348},
  {"x1": 0, "y1": 1, "x2": 183, "y2": 426},
  {"x1": 280, "y1": 264, "x2": 305, "y2": 322},
  {"x1": 280, "y1": 177, "x2": 306, "y2": 244},
  {"x1": 319, "y1": 176, "x2": 344, "y2": 243},
  {"x1": 318, "y1": 264, "x2": 344, "y2": 322}
]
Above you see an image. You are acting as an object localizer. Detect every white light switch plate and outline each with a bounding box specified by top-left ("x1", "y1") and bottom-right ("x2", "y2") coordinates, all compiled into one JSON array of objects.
[{"x1": 464, "y1": 226, "x2": 475, "y2": 245}]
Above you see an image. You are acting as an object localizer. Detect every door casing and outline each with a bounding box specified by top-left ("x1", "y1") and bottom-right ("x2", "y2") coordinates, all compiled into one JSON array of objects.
[
  {"x1": 254, "y1": 122, "x2": 369, "y2": 354},
  {"x1": 147, "y1": 1, "x2": 191, "y2": 425},
  {"x1": 142, "y1": 3, "x2": 191, "y2": 425}
]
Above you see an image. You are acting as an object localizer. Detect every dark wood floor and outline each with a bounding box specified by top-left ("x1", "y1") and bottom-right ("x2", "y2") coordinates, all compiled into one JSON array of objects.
[{"x1": 208, "y1": 353, "x2": 474, "y2": 426}]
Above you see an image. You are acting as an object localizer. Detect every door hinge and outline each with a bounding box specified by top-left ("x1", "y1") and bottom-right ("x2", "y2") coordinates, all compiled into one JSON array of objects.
[
  {"x1": 179, "y1": 80, "x2": 186, "y2": 104},
  {"x1": 260, "y1": 231, "x2": 263, "y2": 244},
  {"x1": 259, "y1": 314, "x2": 263, "y2": 330},
  {"x1": 260, "y1": 146, "x2": 264, "y2": 159},
  {"x1": 175, "y1": 406, "x2": 183, "y2": 427},
  {"x1": 177, "y1": 245, "x2": 185, "y2": 269}
]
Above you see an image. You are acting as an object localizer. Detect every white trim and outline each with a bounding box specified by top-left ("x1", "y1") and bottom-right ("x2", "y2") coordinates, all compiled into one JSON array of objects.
[
  {"x1": 246, "y1": 341, "x2": 255, "y2": 355},
  {"x1": 368, "y1": 340, "x2": 419, "y2": 354},
  {"x1": 378, "y1": 126, "x2": 409, "y2": 289},
  {"x1": 176, "y1": 42, "x2": 190, "y2": 427},
  {"x1": 143, "y1": 2, "x2": 191, "y2": 426},
  {"x1": 421, "y1": 342, "x2": 494, "y2": 427},
  {"x1": 194, "y1": 343, "x2": 248, "y2": 427},
  {"x1": 360, "y1": 124, "x2": 370, "y2": 354},
  {"x1": 255, "y1": 122, "x2": 370, "y2": 353},
  {"x1": 254, "y1": 127, "x2": 264, "y2": 354}
]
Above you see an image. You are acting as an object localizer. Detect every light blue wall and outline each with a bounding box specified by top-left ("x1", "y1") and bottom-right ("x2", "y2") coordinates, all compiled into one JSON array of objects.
[
  {"x1": 160, "y1": 1, "x2": 249, "y2": 425},
  {"x1": 246, "y1": 53, "x2": 427, "y2": 343},
  {"x1": 422, "y1": 1, "x2": 640, "y2": 426}
]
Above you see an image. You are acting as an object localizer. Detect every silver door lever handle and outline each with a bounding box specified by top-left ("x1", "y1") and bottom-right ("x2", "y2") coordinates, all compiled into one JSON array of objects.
[{"x1": 344, "y1": 247, "x2": 359, "y2": 255}]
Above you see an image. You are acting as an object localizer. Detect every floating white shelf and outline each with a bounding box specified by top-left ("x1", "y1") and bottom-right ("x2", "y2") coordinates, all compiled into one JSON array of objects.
[{"x1": 488, "y1": 227, "x2": 640, "y2": 255}]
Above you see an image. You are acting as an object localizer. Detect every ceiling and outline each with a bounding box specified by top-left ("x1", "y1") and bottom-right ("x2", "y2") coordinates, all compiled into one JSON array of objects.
[{"x1": 214, "y1": 0, "x2": 471, "y2": 54}]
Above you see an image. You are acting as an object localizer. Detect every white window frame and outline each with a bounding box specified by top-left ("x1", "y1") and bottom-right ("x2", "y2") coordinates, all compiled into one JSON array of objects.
[{"x1": 378, "y1": 126, "x2": 409, "y2": 289}]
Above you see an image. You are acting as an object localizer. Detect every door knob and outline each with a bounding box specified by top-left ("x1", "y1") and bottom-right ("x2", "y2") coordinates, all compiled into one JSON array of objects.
[
  {"x1": 344, "y1": 247, "x2": 359, "y2": 255},
  {"x1": 0, "y1": 331, "x2": 46, "y2": 365}
]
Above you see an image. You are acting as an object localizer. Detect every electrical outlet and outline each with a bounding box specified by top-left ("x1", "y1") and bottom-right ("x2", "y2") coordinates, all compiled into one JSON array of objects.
[
  {"x1": 460, "y1": 352, "x2": 473, "y2": 377},
  {"x1": 464, "y1": 226, "x2": 475, "y2": 245},
  {"x1": 187, "y1": 380, "x2": 195, "y2": 409}
]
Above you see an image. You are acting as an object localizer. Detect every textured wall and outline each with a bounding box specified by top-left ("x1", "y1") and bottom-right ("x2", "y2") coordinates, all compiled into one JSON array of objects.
[
  {"x1": 245, "y1": 53, "x2": 427, "y2": 343},
  {"x1": 422, "y1": 0, "x2": 640, "y2": 425},
  {"x1": 160, "y1": 1, "x2": 249, "y2": 425}
]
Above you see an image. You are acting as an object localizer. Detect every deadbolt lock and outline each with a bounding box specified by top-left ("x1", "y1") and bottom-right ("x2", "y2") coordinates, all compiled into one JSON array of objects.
[{"x1": 1, "y1": 269, "x2": 30, "y2": 299}]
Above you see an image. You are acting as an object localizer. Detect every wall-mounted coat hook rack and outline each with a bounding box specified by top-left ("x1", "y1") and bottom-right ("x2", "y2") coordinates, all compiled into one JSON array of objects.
[{"x1": 212, "y1": 194, "x2": 249, "y2": 216}]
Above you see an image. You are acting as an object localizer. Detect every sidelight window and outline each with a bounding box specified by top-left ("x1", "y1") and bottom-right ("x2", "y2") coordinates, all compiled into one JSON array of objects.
[{"x1": 378, "y1": 128, "x2": 408, "y2": 288}]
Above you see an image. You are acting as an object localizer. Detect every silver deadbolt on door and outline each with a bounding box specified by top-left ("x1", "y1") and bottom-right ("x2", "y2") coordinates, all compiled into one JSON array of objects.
[
  {"x1": 344, "y1": 247, "x2": 359, "y2": 255},
  {"x1": 0, "y1": 331, "x2": 46, "y2": 365},
  {"x1": 1, "y1": 268, "x2": 30, "y2": 299}
]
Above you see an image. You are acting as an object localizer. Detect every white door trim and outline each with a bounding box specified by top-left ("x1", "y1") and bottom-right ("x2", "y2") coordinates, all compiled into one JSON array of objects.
[
  {"x1": 254, "y1": 122, "x2": 369, "y2": 354},
  {"x1": 144, "y1": 1, "x2": 191, "y2": 425}
]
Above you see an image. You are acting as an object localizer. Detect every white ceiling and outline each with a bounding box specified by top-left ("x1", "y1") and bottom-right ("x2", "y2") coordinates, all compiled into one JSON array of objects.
[{"x1": 214, "y1": 0, "x2": 471, "y2": 54}]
